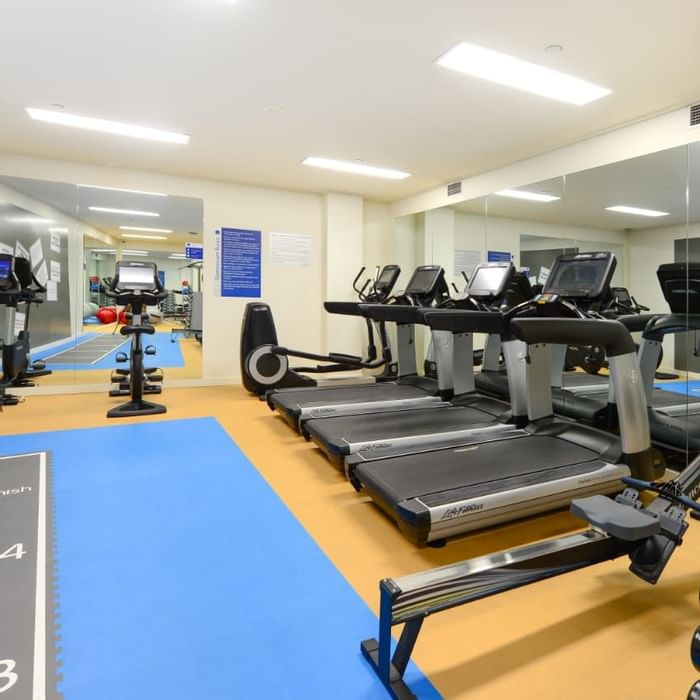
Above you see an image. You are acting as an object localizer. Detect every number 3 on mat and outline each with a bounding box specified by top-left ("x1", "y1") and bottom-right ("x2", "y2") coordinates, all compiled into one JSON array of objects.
[{"x1": 0, "y1": 660, "x2": 18, "y2": 693}]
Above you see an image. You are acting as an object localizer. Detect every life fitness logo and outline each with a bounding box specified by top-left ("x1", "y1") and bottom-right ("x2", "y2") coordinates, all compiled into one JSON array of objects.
[{"x1": 629, "y1": 370, "x2": 639, "y2": 384}]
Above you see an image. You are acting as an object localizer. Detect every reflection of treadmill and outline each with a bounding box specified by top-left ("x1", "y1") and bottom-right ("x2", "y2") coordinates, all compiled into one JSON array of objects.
[
  {"x1": 352, "y1": 269, "x2": 663, "y2": 544},
  {"x1": 303, "y1": 263, "x2": 523, "y2": 465},
  {"x1": 267, "y1": 265, "x2": 451, "y2": 431}
]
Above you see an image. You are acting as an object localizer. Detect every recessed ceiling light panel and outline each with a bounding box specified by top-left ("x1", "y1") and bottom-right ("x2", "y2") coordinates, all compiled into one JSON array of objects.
[
  {"x1": 435, "y1": 42, "x2": 612, "y2": 105},
  {"x1": 121, "y1": 233, "x2": 168, "y2": 240},
  {"x1": 605, "y1": 205, "x2": 669, "y2": 217},
  {"x1": 78, "y1": 184, "x2": 168, "y2": 197},
  {"x1": 302, "y1": 157, "x2": 411, "y2": 180},
  {"x1": 119, "y1": 226, "x2": 172, "y2": 233},
  {"x1": 26, "y1": 108, "x2": 190, "y2": 144},
  {"x1": 494, "y1": 189, "x2": 561, "y2": 202},
  {"x1": 89, "y1": 206, "x2": 159, "y2": 217}
]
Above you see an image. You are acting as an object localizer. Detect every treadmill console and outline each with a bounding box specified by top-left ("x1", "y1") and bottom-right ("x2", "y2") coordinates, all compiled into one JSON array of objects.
[
  {"x1": 403, "y1": 265, "x2": 448, "y2": 304},
  {"x1": 374, "y1": 264, "x2": 401, "y2": 296},
  {"x1": 657, "y1": 262, "x2": 700, "y2": 314},
  {"x1": 544, "y1": 252, "x2": 616, "y2": 301},
  {"x1": 467, "y1": 262, "x2": 514, "y2": 300}
]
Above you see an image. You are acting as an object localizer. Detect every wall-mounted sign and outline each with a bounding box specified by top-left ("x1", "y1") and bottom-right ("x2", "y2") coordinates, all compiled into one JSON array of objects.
[
  {"x1": 216, "y1": 228, "x2": 261, "y2": 298},
  {"x1": 487, "y1": 250, "x2": 512, "y2": 263},
  {"x1": 185, "y1": 242, "x2": 203, "y2": 260}
]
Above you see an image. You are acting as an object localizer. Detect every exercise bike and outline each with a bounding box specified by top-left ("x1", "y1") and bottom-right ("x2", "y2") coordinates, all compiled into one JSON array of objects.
[
  {"x1": 241, "y1": 264, "x2": 401, "y2": 396},
  {"x1": 105, "y1": 261, "x2": 168, "y2": 418}
]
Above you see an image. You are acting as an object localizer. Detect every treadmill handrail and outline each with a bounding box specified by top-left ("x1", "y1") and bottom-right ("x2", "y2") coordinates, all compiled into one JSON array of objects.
[
  {"x1": 642, "y1": 313, "x2": 700, "y2": 341},
  {"x1": 511, "y1": 318, "x2": 635, "y2": 357},
  {"x1": 359, "y1": 304, "x2": 427, "y2": 324},
  {"x1": 615, "y1": 313, "x2": 659, "y2": 333},
  {"x1": 421, "y1": 309, "x2": 506, "y2": 335},
  {"x1": 323, "y1": 301, "x2": 365, "y2": 317}
]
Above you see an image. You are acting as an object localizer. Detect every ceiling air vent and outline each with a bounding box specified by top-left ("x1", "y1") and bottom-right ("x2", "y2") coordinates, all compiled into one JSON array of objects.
[
  {"x1": 447, "y1": 181, "x2": 462, "y2": 196},
  {"x1": 691, "y1": 103, "x2": 700, "y2": 127}
]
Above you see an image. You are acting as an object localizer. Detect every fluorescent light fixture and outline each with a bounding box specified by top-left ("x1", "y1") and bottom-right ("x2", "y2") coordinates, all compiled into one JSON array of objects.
[
  {"x1": 122, "y1": 250, "x2": 148, "y2": 256},
  {"x1": 301, "y1": 157, "x2": 411, "y2": 180},
  {"x1": 48, "y1": 226, "x2": 69, "y2": 233},
  {"x1": 26, "y1": 108, "x2": 190, "y2": 144},
  {"x1": 77, "y1": 184, "x2": 168, "y2": 197},
  {"x1": 9, "y1": 216, "x2": 54, "y2": 225},
  {"x1": 495, "y1": 189, "x2": 561, "y2": 203},
  {"x1": 435, "y1": 42, "x2": 612, "y2": 106},
  {"x1": 91, "y1": 249, "x2": 116, "y2": 253},
  {"x1": 119, "y1": 226, "x2": 172, "y2": 233},
  {"x1": 168, "y1": 254, "x2": 187, "y2": 259},
  {"x1": 605, "y1": 205, "x2": 669, "y2": 218},
  {"x1": 121, "y1": 233, "x2": 168, "y2": 240},
  {"x1": 89, "y1": 206, "x2": 159, "y2": 217}
]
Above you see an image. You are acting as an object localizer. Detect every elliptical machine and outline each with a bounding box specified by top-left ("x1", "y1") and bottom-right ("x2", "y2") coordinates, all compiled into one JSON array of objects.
[
  {"x1": 5, "y1": 256, "x2": 52, "y2": 387},
  {"x1": 0, "y1": 254, "x2": 22, "y2": 406},
  {"x1": 240, "y1": 264, "x2": 401, "y2": 396},
  {"x1": 105, "y1": 261, "x2": 168, "y2": 418}
]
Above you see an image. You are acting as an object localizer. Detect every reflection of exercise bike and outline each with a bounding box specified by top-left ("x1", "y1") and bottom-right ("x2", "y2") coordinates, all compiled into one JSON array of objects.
[
  {"x1": 105, "y1": 261, "x2": 168, "y2": 418},
  {"x1": 241, "y1": 265, "x2": 401, "y2": 396}
]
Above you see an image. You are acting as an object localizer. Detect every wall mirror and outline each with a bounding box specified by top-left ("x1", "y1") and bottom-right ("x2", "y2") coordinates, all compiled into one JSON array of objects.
[{"x1": 0, "y1": 174, "x2": 203, "y2": 393}]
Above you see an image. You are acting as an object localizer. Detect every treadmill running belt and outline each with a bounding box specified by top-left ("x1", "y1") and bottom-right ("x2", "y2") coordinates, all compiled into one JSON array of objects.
[
  {"x1": 271, "y1": 383, "x2": 430, "y2": 409},
  {"x1": 356, "y1": 436, "x2": 598, "y2": 504},
  {"x1": 308, "y1": 405, "x2": 500, "y2": 444}
]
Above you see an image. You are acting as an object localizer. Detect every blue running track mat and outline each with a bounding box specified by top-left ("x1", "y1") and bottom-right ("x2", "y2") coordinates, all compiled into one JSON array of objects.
[
  {"x1": 655, "y1": 379, "x2": 700, "y2": 396},
  {"x1": 0, "y1": 418, "x2": 440, "y2": 700},
  {"x1": 35, "y1": 331, "x2": 184, "y2": 370}
]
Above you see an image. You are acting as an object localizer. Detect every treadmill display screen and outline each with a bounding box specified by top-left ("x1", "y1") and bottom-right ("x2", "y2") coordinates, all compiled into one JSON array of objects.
[
  {"x1": 0, "y1": 258, "x2": 11, "y2": 283},
  {"x1": 546, "y1": 258, "x2": 610, "y2": 297},
  {"x1": 614, "y1": 288, "x2": 631, "y2": 305},
  {"x1": 468, "y1": 265, "x2": 510, "y2": 297},
  {"x1": 405, "y1": 268, "x2": 440, "y2": 294},
  {"x1": 376, "y1": 266, "x2": 398, "y2": 289},
  {"x1": 117, "y1": 263, "x2": 157, "y2": 290}
]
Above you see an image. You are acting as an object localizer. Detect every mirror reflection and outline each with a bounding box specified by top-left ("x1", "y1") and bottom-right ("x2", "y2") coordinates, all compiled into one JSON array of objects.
[
  {"x1": 0, "y1": 175, "x2": 203, "y2": 394},
  {"x1": 395, "y1": 143, "x2": 699, "y2": 470}
]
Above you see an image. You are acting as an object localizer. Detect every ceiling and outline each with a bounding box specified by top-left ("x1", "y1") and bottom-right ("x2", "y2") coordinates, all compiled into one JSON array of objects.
[
  {"x1": 0, "y1": 1, "x2": 699, "y2": 201},
  {"x1": 0, "y1": 175, "x2": 203, "y2": 246},
  {"x1": 453, "y1": 143, "x2": 700, "y2": 230}
]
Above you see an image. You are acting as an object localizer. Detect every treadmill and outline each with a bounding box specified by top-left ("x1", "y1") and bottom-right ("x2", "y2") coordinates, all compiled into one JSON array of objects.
[
  {"x1": 351, "y1": 261, "x2": 663, "y2": 545},
  {"x1": 266, "y1": 265, "x2": 453, "y2": 431},
  {"x1": 303, "y1": 263, "x2": 526, "y2": 466}
]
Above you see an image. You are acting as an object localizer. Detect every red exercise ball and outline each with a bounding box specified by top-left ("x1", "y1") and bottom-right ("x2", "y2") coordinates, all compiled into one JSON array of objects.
[{"x1": 96, "y1": 307, "x2": 117, "y2": 324}]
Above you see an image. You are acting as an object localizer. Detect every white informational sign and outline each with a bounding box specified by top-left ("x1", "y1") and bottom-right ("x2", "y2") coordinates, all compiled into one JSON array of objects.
[
  {"x1": 50, "y1": 232, "x2": 61, "y2": 253},
  {"x1": 14, "y1": 312, "x2": 25, "y2": 336},
  {"x1": 15, "y1": 241, "x2": 29, "y2": 260},
  {"x1": 35, "y1": 260, "x2": 48, "y2": 287},
  {"x1": 454, "y1": 249, "x2": 482, "y2": 279},
  {"x1": 29, "y1": 239, "x2": 43, "y2": 268},
  {"x1": 0, "y1": 242, "x2": 12, "y2": 255},
  {"x1": 46, "y1": 280, "x2": 58, "y2": 302},
  {"x1": 269, "y1": 232, "x2": 312, "y2": 266},
  {"x1": 50, "y1": 260, "x2": 61, "y2": 282},
  {"x1": 538, "y1": 266, "x2": 551, "y2": 285}
]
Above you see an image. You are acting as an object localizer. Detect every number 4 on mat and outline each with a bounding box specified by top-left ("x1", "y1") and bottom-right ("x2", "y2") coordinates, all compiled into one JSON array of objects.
[{"x1": 0, "y1": 544, "x2": 26, "y2": 560}]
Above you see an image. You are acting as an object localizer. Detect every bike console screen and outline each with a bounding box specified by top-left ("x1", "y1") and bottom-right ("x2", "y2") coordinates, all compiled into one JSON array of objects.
[
  {"x1": 544, "y1": 252, "x2": 615, "y2": 300},
  {"x1": 0, "y1": 256, "x2": 13, "y2": 289},
  {"x1": 116, "y1": 262, "x2": 158, "y2": 291}
]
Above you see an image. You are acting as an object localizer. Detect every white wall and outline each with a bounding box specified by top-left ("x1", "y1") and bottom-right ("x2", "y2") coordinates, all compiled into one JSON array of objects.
[{"x1": 0, "y1": 152, "x2": 330, "y2": 384}]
